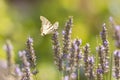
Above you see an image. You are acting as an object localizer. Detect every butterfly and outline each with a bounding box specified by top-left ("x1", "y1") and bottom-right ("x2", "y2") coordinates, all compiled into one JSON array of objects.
[{"x1": 40, "y1": 16, "x2": 59, "y2": 36}]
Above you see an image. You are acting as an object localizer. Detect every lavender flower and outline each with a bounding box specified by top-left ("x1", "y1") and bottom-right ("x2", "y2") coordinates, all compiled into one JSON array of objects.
[
  {"x1": 114, "y1": 26, "x2": 120, "y2": 49},
  {"x1": 96, "y1": 65, "x2": 103, "y2": 80},
  {"x1": 74, "y1": 39, "x2": 82, "y2": 68},
  {"x1": 69, "y1": 42, "x2": 76, "y2": 73},
  {"x1": 52, "y1": 30, "x2": 62, "y2": 71},
  {"x1": 61, "y1": 17, "x2": 74, "y2": 79},
  {"x1": 100, "y1": 24, "x2": 109, "y2": 73},
  {"x1": 100, "y1": 24, "x2": 109, "y2": 57},
  {"x1": 19, "y1": 51, "x2": 30, "y2": 68},
  {"x1": 100, "y1": 24, "x2": 107, "y2": 46},
  {"x1": 19, "y1": 51, "x2": 32, "y2": 80},
  {"x1": 88, "y1": 56, "x2": 94, "y2": 64},
  {"x1": 69, "y1": 42, "x2": 76, "y2": 76},
  {"x1": 26, "y1": 37, "x2": 36, "y2": 68},
  {"x1": 62, "y1": 16, "x2": 73, "y2": 59},
  {"x1": 3, "y1": 40, "x2": 14, "y2": 74},
  {"x1": 26, "y1": 37, "x2": 38, "y2": 75},
  {"x1": 14, "y1": 65, "x2": 22, "y2": 77},
  {"x1": 109, "y1": 17, "x2": 120, "y2": 49},
  {"x1": 64, "y1": 76, "x2": 69, "y2": 80},
  {"x1": 70, "y1": 72, "x2": 77, "y2": 80},
  {"x1": 113, "y1": 50, "x2": 120, "y2": 79},
  {"x1": 88, "y1": 56, "x2": 95, "y2": 80},
  {"x1": 83, "y1": 43, "x2": 90, "y2": 77},
  {"x1": 97, "y1": 45, "x2": 107, "y2": 74},
  {"x1": 66, "y1": 39, "x2": 82, "y2": 80},
  {"x1": 83, "y1": 44, "x2": 95, "y2": 80}
]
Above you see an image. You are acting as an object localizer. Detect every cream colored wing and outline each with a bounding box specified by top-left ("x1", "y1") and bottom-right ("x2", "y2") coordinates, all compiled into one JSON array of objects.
[
  {"x1": 52, "y1": 22, "x2": 59, "y2": 30},
  {"x1": 44, "y1": 21, "x2": 59, "y2": 34},
  {"x1": 40, "y1": 16, "x2": 59, "y2": 36},
  {"x1": 41, "y1": 22, "x2": 59, "y2": 36},
  {"x1": 40, "y1": 16, "x2": 52, "y2": 29},
  {"x1": 40, "y1": 16, "x2": 52, "y2": 36},
  {"x1": 40, "y1": 24, "x2": 53, "y2": 36}
]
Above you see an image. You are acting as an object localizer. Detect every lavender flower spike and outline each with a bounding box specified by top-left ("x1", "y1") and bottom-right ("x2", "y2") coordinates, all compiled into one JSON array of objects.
[
  {"x1": 26, "y1": 36, "x2": 38, "y2": 75},
  {"x1": 74, "y1": 39, "x2": 82, "y2": 68},
  {"x1": 96, "y1": 65, "x2": 103, "y2": 80},
  {"x1": 114, "y1": 26, "x2": 120, "y2": 48},
  {"x1": 88, "y1": 56, "x2": 95, "y2": 80},
  {"x1": 113, "y1": 50, "x2": 120, "y2": 79},
  {"x1": 3, "y1": 40, "x2": 14, "y2": 74},
  {"x1": 97, "y1": 45, "x2": 106, "y2": 73},
  {"x1": 52, "y1": 30, "x2": 62, "y2": 71},
  {"x1": 109, "y1": 17, "x2": 120, "y2": 48},
  {"x1": 26, "y1": 36, "x2": 36, "y2": 68},
  {"x1": 19, "y1": 51, "x2": 32, "y2": 80},
  {"x1": 83, "y1": 43, "x2": 90, "y2": 77},
  {"x1": 100, "y1": 24, "x2": 109, "y2": 73},
  {"x1": 62, "y1": 16, "x2": 73, "y2": 59}
]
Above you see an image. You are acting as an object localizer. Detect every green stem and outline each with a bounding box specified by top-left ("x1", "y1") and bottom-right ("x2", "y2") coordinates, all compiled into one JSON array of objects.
[
  {"x1": 34, "y1": 75, "x2": 38, "y2": 80},
  {"x1": 77, "y1": 69, "x2": 80, "y2": 80},
  {"x1": 110, "y1": 52, "x2": 113, "y2": 80}
]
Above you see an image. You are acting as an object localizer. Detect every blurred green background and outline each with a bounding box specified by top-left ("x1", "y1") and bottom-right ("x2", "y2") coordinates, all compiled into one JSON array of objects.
[{"x1": 0, "y1": 0, "x2": 120, "y2": 79}]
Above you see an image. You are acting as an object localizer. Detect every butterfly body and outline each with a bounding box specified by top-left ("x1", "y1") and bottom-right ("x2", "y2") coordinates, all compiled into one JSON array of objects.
[{"x1": 40, "y1": 16, "x2": 59, "y2": 36}]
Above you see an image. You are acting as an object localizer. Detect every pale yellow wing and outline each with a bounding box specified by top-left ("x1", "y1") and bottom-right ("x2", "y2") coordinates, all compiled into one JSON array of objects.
[
  {"x1": 40, "y1": 16, "x2": 59, "y2": 36},
  {"x1": 52, "y1": 22, "x2": 59, "y2": 30},
  {"x1": 43, "y1": 22, "x2": 59, "y2": 35},
  {"x1": 40, "y1": 16, "x2": 52, "y2": 29},
  {"x1": 40, "y1": 16, "x2": 52, "y2": 36}
]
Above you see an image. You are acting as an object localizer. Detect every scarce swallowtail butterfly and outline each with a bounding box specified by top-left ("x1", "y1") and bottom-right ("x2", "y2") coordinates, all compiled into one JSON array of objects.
[{"x1": 40, "y1": 16, "x2": 59, "y2": 36}]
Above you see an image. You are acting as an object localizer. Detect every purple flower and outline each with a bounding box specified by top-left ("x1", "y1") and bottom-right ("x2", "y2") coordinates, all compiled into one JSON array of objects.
[
  {"x1": 97, "y1": 68, "x2": 103, "y2": 74},
  {"x1": 3, "y1": 40, "x2": 13, "y2": 52},
  {"x1": 28, "y1": 37, "x2": 33, "y2": 43},
  {"x1": 88, "y1": 56, "x2": 94, "y2": 64},
  {"x1": 62, "y1": 53, "x2": 68, "y2": 59},
  {"x1": 19, "y1": 51, "x2": 26, "y2": 57},
  {"x1": 103, "y1": 40, "x2": 109, "y2": 47},
  {"x1": 78, "y1": 53, "x2": 82, "y2": 59},
  {"x1": 15, "y1": 65, "x2": 22, "y2": 76},
  {"x1": 19, "y1": 51, "x2": 30, "y2": 67},
  {"x1": 71, "y1": 73, "x2": 77, "y2": 79},
  {"x1": 62, "y1": 30, "x2": 66, "y2": 35},
  {"x1": 115, "y1": 25, "x2": 120, "y2": 31},
  {"x1": 104, "y1": 61, "x2": 109, "y2": 68},
  {"x1": 64, "y1": 76, "x2": 69, "y2": 80},
  {"x1": 114, "y1": 50, "x2": 120, "y2": 58},
  {"x1": 84, "y1": 58, "x2": 88, "y2": 62}
]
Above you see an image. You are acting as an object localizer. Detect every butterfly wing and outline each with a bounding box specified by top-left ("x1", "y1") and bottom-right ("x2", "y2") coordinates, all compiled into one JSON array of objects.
[
  {"x1": 40, "y1": 16, "x2": 59, "y2": 36},
  {"x1": 44, "y1": 22, "x2": 59, "y2": 34},
  {"x1": 47, "y1": 22, "x2": 59, "y2": 32},
  {"x1": 52, "y1": 22, "x2": 59, "y2": 30},
  {"x1": 40, "y1": 16, "x2": 52, "y2": 28},
  {"x1": 40, "y1": 16, "x2": 52, "y2": 36}
]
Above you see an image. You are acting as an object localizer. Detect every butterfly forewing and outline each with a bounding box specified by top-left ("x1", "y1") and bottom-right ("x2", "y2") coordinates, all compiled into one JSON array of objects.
[{"x1": 40, "y1": 16, "x2": 52, "y2": 29}]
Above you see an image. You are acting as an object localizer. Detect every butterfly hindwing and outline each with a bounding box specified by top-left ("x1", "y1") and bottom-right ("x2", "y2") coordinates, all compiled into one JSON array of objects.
[{"x1": 52, "y1": 22, "x2": 59, "y2": 30}]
